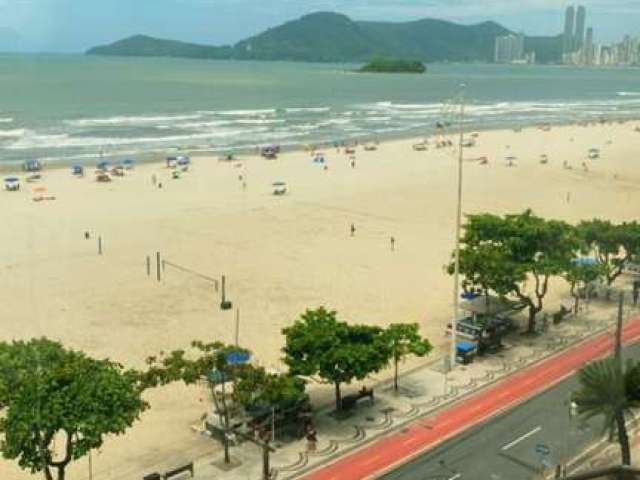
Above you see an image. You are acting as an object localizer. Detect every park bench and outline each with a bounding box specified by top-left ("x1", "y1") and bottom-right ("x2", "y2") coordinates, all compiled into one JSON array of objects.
[
  {"x1": 552, "y1": 305, "x2": 573, "y2": 324},
  {"x1": 341, "y1": 387, "x2": 374, "y2": 411}
]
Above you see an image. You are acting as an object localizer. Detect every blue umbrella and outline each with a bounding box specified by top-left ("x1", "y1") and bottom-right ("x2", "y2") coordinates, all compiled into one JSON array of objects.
[
  {"x1": 226, "y1": 351, "x2": 251, "y2": 365},
  {"x1": 573, "y1": 257, "x2": 598, "y2": 266}
]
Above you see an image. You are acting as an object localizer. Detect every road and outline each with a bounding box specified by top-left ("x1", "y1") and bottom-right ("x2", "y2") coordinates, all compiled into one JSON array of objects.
[
  {"x1": 300, "y1": 316, "x2": 640, "y2": 480},
  {"x1": 382, "y1": 341, "x2": 640, "y2": 480}
]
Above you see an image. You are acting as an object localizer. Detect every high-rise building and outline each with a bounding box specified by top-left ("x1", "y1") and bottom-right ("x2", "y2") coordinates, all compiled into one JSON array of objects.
[
  {"x1": 575, "y1": 6, "x2": 587, "y2": 51},
  {"x1": 564, "y1": 6, "x2": 576, "y2": 53},
  {"x1": 584, "y1": 27, "x2": 594, "y2": 65},
  {"x1": 494, "y1": 34, "x2": 526, "y2": 63}
]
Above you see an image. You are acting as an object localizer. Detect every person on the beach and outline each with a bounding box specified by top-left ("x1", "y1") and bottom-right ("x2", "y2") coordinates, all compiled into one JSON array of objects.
[
  {"x1": 390, "y1": 236, "x2": 395, "y2": 251},
  {"x1": 350, "y1": 224, "x2": 356, "y2": 237},
  {"x1": 351, "y1": 158, "x2": 356, "y2": 169},
  {"x1": 84, "y1": 231, "x2": 90, "y2": 240},
  {"x1": 566, "y1": 191, "x2": 571, "y2": 203}
]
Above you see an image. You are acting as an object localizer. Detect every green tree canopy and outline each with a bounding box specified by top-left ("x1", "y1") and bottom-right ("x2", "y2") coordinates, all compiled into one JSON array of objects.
[
  {"x1": 384, "y1": 324, "x2": 432, "y2": 391},
  {"x1": 563, "y1": 261, "x2": 606, "y2": 312},
  {"x1": 577, "y1": 219, "x2": 640, "y2": 286},
  {"x1": 142, "y1": 341, "x2": 305, "y2": 463},
  {"x1": 359, "y1": 57, "x2": 426, "y2": 73},
  {"x1": 0, "y1": 338, "x2": 147, "y2": 480},
  {"x1": 282, "y1": 307, "x2": 392, "y2": 410},
  {"x1": 450, "y1": 210, "x2": 579, "y2": 333}
]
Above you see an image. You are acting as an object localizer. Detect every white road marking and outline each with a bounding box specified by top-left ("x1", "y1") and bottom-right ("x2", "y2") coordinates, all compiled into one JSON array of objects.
[
  {"x1": 501, "y1": 426, "x2": 542, "y2": 451},
  {"x1": 447, "y1": 474, "x2": 461, "y2": 480}
]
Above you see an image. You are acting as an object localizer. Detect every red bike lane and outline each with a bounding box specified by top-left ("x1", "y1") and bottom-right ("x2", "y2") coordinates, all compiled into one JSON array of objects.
[{"x1": 301, "y1": 316, "x2": 640, "y2": 480}]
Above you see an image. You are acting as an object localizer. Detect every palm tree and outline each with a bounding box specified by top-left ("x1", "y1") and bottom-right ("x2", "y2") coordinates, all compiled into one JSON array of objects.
[{"x1": 573, "y1": 358, "x2": 640, "y2": 466}]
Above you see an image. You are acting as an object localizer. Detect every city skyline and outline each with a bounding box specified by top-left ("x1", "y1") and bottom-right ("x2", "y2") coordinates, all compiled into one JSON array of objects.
[{"x1": 0, "y1": 0, "x2": 639, "y2": 53}]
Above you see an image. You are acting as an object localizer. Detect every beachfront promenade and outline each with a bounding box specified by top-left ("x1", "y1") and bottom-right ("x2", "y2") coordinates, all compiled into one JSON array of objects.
[{"x1": 174, "y1": 301, "x2": 637, "y2": 480}]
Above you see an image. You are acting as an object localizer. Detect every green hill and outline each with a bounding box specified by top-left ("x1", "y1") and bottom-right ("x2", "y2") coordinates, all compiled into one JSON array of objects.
[
  {"x1": 86, "y1": 34, "x2": 231, "y2": 59},
  {"x1": 88, "y1": 12, "x2": 549, "y2": 64}
]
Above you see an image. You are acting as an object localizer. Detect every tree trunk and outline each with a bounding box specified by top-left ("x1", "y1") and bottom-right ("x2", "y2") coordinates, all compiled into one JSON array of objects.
[
  {"x1": 262, "y1": 443, "x2": 270, "y2": 480},
  {"x1": 394, "y1": 356, "x2": 399, "y2": 392},
  {"x1": 574, "y1": 294, "x2": 580, "y2": 314},
  {"x1": 43, "y1": 466, "x2": 53, "y2": 480},
  {"x1": 334, "y1": 382, "x2": 342, "y2": 411},
  {"x1": 527, "y1": 305, "x2": 537, "y2": 334},
  {"x1": 615, "y1": 409, "x2": 631, "y2": 466},
  {"x1": 219, "y1": 381, "x2": 231, "y2": 464}
]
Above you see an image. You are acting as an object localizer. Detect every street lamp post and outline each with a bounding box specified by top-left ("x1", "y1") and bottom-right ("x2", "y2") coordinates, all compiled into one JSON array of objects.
[{"x1": 451, "y1": 84, "x2": 466, "y2": 370}]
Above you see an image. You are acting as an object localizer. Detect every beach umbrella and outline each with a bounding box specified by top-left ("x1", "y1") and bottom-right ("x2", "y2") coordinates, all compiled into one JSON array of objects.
[
  {"x1": 573, "y1": 257, "x2": 598, "y2": 266},
  {"x1": 226, "y1": 351, "x2": 251, "y2": 365}
]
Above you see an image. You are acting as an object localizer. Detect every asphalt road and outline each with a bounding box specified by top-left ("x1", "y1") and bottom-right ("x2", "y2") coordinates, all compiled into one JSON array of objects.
[{"x1": 382, "y1": 342, "x2": 640, "y2": 480}]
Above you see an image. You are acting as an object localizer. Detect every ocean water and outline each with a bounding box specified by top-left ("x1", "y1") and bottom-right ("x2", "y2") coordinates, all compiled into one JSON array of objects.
[{"x1": 1, "y1": 53, "x2": 640, "y2": 165}]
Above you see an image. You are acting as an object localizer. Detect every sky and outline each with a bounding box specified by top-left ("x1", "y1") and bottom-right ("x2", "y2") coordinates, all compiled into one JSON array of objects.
[{"x1": 0, "y1": 0, "x2": 638, "y2": 52}]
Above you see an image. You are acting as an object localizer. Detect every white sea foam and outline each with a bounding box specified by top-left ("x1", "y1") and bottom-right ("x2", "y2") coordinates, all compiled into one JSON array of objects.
[
  {"x1": 617, "y1": 92, "x2": 640, "y2": 97},
  {"x1": 232, "y1": 119, "x2": 286, "y2": 125},
  {"x1": 0, "y1": 129, "x2": 25, "y2": 138},
  {"x1": 0, "y1": 117, "x2": 13, "y2": 124},
  {"x1": 285, "y1": 107, "x2": 331, "y2": 114},
  {"x1": 6, "y1": 127, "x2": 271, "y2": 150},
  {"x1": 363, "y1": 116, "x2": 392, "y2": 122},
  {"x1": 318, "y1": 118, "x2": 352, "y2": 127},
  {"x1": 66, "y1": 114, "x2": 203, "y2": 127},
  {"x1": 216, "y1": 109, "x2": 276, "y2": 117}
]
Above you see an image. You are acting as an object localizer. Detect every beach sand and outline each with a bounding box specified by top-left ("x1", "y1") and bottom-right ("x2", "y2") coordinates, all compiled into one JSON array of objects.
[{"x1": 1, "y1": 122, "x2": 640, "y2": 479}]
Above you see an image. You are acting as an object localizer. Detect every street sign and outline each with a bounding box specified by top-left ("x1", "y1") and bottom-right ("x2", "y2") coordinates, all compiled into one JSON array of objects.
[{"x1": 535, "y1": 443, "x2": 551, "y2": 456}]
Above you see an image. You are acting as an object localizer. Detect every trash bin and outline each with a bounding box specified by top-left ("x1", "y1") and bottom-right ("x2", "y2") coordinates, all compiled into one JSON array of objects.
[{"x1": 456, "y1": 341, "x2": 477, "y2": 365}]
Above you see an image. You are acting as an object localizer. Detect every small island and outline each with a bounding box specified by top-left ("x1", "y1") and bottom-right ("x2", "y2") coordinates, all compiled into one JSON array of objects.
[{"x1": 358, "y1": 57, "x2": 427, "y2": 74}]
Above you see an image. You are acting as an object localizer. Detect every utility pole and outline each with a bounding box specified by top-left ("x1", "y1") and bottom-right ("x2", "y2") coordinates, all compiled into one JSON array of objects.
[
  {"x1": 615, "y1": 291, "x2": 624, "y2": 365},
  {"x1": 234, "y1": 308, "x2": 240, "y2": 346},
  {"x1": 451, "y1": 83, "x2": 466, "y2": 369}
]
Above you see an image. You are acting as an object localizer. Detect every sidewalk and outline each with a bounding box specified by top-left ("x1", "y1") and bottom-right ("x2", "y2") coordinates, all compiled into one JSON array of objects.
[{"x1": 186, "y1": 304, "x2": 631, "y2": 480}]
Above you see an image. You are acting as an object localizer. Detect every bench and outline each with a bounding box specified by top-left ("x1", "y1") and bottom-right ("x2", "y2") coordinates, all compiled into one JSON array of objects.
[
  {"x1": 552, "y1": 305, "x2": 572, "y2": 324},
  {"x1": 341, "y1": 387, "x2": 374, "y2": 411},
  {"x1": 163, "y1": 462, "x2": 194, "y2": 480}
]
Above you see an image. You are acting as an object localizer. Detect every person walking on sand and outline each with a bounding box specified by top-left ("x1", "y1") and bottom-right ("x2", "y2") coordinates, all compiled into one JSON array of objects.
[
  {"x1": 350, "y1": 223, "x2": 356, "y2": 237},
  {"x1": 351, "y1": 157, "x2": 356, "y2": 169},
  {"x1": 390, "y1": 236, "x2": 395, "y2": 251}
]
